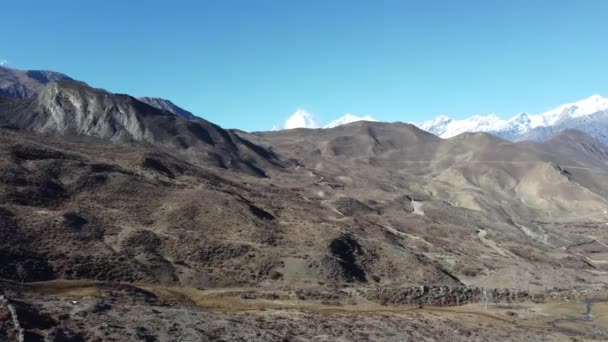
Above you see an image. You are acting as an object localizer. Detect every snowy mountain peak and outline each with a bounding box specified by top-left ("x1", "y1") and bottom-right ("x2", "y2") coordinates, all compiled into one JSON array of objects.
[
  {"x1": 536, "y1": 94, "x2": 608, "y2": 127},
  {"x1": 274, "y1": 109, "x2": 319, "y2": 130},
  {"x1": 417, "y1": 115, "x2": 453, "y2": 136},
  {"x1": 509, "y1": 112, "x2": 529, "y2": 121},
  {"x1": 417, "y1": 94, "x2": 608, "y2": 143},
  {"x1": 418, "y1": 113, "x2": 505, "y2": 138},
  {"x1": 323, "y1": 113, "x2": 377, "y2": 128},
  {"x1": 427, "y1": 115, "x2": 453, "y2": 125}
]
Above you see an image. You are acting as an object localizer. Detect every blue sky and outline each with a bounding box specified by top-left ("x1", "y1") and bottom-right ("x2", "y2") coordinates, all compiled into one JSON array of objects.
[{"x1": 2, "y1": 0, "x2": 608, "y2": 131}]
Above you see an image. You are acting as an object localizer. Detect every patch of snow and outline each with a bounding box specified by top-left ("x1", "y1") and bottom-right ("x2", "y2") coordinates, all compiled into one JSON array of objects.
[{"x1": 323, "y1": 113, "x2": 376, "y2": 128}]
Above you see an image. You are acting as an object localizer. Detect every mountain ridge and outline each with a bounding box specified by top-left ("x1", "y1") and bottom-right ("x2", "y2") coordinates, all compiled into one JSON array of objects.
[
  {"x1": 1, "y1": 66, "x2": 198, "y2": 121},
  {"x1": 418, "y1": 94, "x2": 608, "y2": 143},
  {"x1": 138, "y1": 96, "x2": 198, "y2": 120},
  {"x1": 0, "y1": 66, "x2": 76, "y2": 98},
  {"x1": 0, "y1": 80, "x2": 287, "y2": 177}
]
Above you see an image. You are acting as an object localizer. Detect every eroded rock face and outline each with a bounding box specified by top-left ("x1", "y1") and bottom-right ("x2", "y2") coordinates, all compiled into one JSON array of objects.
[
  {"x1": 0, "y1": 81, "x2": 289, "y2": 177},
  {"x1": 15, "y1": 82, "x2": 149, "y2": 140},
  {"x1": 138, "y1": 96, "x2": 197, "y2": 120},
  {"x1": 0, "y1": 67, "x2": 73, "y2": 99}
]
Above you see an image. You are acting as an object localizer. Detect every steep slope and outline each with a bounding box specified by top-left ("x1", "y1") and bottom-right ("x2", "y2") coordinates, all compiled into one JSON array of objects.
[
  {"x1": 1, "y1": 66, "x2": 200, "y2": 120},
  {"x1": 0, "y1": 66, "x2": 74, "y2": 98},
  {"x1": 517, "y1": 130, "x2": 608, "y2": 200},
  {"x1": 534, "y1": 130, "x2": 608, "y2": 169},
  {"x1": 138, "y1": 96, "x2": 198, "y2": 120},
  {"x1": 0, "y1": 81, "x2": 285, "y2": 176}
]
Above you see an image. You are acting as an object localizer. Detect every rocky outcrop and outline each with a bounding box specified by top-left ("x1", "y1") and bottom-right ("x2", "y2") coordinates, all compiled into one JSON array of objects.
[
  {"x1": 363, "y1": 286, "x2": 599, "y2": 307},
  {"x1": 138, "y1": 96, "x2": 197, "y2": 120},
  {"x1": 364, "y1": 286, "x2": 531, "y2": 306}
]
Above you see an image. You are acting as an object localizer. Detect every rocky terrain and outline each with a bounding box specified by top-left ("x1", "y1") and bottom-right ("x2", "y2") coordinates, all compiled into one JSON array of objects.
[
  {"x1": 0, "y1": 67, "x2": 75, "y2": 99},
  {"x1": 1, "y1": 67, "x2": 608, "y2": 340},
  {"x1": 137, "y1": 97, "x2": 198, "y2": 120}
]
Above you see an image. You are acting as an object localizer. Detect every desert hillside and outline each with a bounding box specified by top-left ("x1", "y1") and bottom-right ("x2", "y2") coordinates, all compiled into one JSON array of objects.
[{"x1": 1, "y1": 68, "x2": 608, "y2": 341}]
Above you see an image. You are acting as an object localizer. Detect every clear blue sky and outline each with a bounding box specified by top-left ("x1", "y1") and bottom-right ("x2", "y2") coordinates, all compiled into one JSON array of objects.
[{"x1": 2, "y1": 0, "x2": 607, "y2": 131}]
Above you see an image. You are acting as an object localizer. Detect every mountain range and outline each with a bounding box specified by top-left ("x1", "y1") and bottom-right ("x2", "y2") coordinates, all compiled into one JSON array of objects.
[
  {"x1": 1, "y1": 66, "x2": 608, "y2": 340},
  {"x1": 417, "y1": 94, "x2": 608, "y2": 144},
  {"x1": 272, "y1": 92, "x2": 608, "y2": 146}
]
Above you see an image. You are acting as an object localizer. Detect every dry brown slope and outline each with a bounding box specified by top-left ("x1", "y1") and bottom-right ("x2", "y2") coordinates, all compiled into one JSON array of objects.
[
  {"x1": 251, "y1": 122, "x2": 608, "y2": 221},
  {"x1": 0, "y1": 128, "x2": 464, "y2": 290}
]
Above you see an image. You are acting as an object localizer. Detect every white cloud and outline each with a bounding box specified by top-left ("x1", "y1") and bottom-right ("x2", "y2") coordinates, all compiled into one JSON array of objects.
[
  {"x1": 0, "y1": 59, "x2": 8, "y2": 67},
  {"x1": 273, "y1": 109, "x2": 319, "y2": 130},
  {"x1": 273, "y1": 110, "x2": 379, "y2": 131}
]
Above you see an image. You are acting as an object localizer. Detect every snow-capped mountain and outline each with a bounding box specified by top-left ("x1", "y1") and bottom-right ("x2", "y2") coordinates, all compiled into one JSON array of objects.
[
  {"x1": 418, "y1": 114, "x2": 507, "y2": 138},
  {"x1": 532, "y1": 94, "x2": 608, "y2": 127},
  {"x1": 323, "y1": 114, "x2": 376, "y2": 128},
  {"x1": 518, "y1": 111, "x2": 608, "y2": 144},
  {"x1": 273, "y1": 111, "x2": 376, "y2": 130},
  {"x1": 274, "y1": 95, "x2": 608, "y2": 144},
  {"x1": 417, "y1": 95, "x2": 608, "y2": 144}
]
